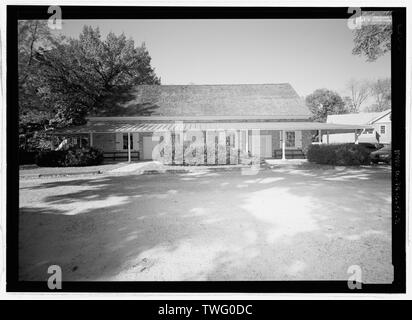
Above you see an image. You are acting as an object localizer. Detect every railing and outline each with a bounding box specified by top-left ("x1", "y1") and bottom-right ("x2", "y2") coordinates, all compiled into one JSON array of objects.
[
  {"x1": 103, "y1": 151, "x2": 140, "y2": 162},
  {"x1": 273, "y1": 149, "x2": 306, "y2": 159}
]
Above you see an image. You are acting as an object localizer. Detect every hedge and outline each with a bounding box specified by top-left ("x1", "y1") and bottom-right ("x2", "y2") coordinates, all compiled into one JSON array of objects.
[
  {"x1": 19, "y1": 150, "x2": 40, "y2": 165},
  {"x1": 306, "y1": 144, "x2": 371, "y2": 166},
  {"x1": 35, "y1": 147, "x2": 104, "y2": 167}
]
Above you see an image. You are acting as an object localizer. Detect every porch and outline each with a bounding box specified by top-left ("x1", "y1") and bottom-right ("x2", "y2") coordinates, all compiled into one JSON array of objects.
[{"x1": 51, "y1": 120, "x2": 372, "y2": 164}]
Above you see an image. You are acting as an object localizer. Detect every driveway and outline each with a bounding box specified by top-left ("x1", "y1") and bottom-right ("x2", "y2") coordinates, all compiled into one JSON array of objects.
[{"x1": 19, "y1": 164, "x2": 392, "y2": 283}]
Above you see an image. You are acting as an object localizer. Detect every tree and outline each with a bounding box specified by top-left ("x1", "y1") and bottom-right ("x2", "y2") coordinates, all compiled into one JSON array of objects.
[
  {"x1": 18, "y1": 20, "x2": 60, "y2": 149},
  {"x1": 305, "y1": 89, "x2": 347, "y2": 122},
  {"x1": 34, "y1": 26, "x2": 160, "y2": 126},
  {"x1": 352, "y1": 11, "x2": 392, "y2": 62},
  {"x1": 345, "y1": 79, "x2": 370, "y2": 113},
  {"x1": 366, "y1": 78, "x2": 391, "y2": 112}
]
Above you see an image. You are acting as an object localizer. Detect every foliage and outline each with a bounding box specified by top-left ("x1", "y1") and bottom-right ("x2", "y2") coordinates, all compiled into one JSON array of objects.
[
  {"x1": 18, "y1": 20, "x2": 58, "y2": 138},
  {"x1": 344, "y1": 79, "x2": 370, "y2": 112},
  {"x1": 18, "y1": 22, "x2": 161, "y2": 150},
  {"x1": 19, "y1": 150, "x2": 40, "y2": 165},
  {"x1": 365, "y1": 78, "x2": 391, "y2": 112},
  {"x1": 307, "y1": 144, "x2": 371, "y2": 166},
  {"x1": 352, "y1": 11, "x2": 392, "y2": 62},
  {"x1": 35, "y1": 149, "x2": 67, "y2": 167},
  {"x1": 34, "y1": 26, "x2": 160, "y2": 127},
  {"x1": 35, "y1": 147, "x2": 104, "y2": 167},
  {"x1": 305, "y1": 89, "x2": 347, "y2": 122}
]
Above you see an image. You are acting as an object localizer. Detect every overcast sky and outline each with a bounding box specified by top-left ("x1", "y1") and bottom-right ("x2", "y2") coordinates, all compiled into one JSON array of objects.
[{"x1": 57, "y1": 19, "x2": 390, "y2": 100}]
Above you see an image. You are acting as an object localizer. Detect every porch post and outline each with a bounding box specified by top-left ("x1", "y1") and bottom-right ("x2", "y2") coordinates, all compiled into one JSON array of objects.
[
  {"x1": 89, "y1": 132, "x2": 93, "y2": 147},
  {"x1": 326, "y1": 131, "x2": 329, "y2": 144},
  {"x1": 234, "y1": 130, "x2": 240, "y2": 164},
  {"x1": 319, "y1": 129, "x2": 322, "y2": 144},
  {"x1": 127, "y1": 132, "x2": 131, "y2": 162},
  {"x1": 282, "y1": 130, "x2": 286, "y2": 160},
  {"x1": 245, "y1": 130, "x2": 249, "y2": 155},
  {"x1": 354, "y1": 130, "x2": 359, "y2": 144}
]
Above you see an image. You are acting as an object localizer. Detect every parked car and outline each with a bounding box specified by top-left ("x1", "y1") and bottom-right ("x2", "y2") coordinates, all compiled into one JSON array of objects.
[
  {"x1": 358, "y1": 142, "x2": 384, "y2": 152},
  {"x1": 370, "y1": 144, "x2": 391, "y2": 164}
]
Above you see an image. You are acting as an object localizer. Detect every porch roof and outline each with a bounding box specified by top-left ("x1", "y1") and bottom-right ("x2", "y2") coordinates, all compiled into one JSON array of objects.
[{"x1": 52, "y1": 121, "x2": 372, "y2": 134}]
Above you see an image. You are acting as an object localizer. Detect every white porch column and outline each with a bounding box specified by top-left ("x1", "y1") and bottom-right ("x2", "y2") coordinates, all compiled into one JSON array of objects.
[
  {"x1": 235, "y1": 130, "x2": 240, "y2": 164},
  {"x1": 326, "y1": 131, "x2": 329, "y2": 144},
  {"x1": 127, "y1": 132, "x2": 131, "y2": 162},
  {"x1": 282, "y1": 130, "x2": 286, "y2": 160},
  {"x1": 245, "y1": 130, "x2": 249, "y2": 155},
  {"x1": 354, "y1": 130, "x2": 359, "y2": 144},
  {"x1": 319, "y1": 129, "x2": 322, "y2": 143},
  {"x1": 218, "y1": 130, "x2": 227, "y2": 164},
  {"x1": 89, "y1": 132, "x2": 93, "y2": 147}
]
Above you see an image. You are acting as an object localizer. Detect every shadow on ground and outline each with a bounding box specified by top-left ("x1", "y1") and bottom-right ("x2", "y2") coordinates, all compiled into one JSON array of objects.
[{"x1": 19, "y1": 164, "x2": 392, "y2": 282}]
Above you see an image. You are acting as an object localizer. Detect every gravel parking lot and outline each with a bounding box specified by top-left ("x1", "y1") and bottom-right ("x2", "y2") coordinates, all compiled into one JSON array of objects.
[{"x1": 19, "y1": 163, "x2": 392, "y2": 283}]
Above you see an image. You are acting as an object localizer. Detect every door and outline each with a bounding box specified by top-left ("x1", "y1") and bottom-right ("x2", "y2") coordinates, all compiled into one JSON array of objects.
[
  {"x1": 260, "y1": 135, "x2": 272, "y2": 158},
  {"x1": 248, "y1": 134, "x2": 272, "y2": 158},
  {"x1": 143, "y1": 136, "x2": 158, "y2": 160}
]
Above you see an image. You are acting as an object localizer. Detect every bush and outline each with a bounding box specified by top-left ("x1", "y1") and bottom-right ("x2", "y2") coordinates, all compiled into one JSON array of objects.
[
  {"x1": 307, "y1": 144, "x2": 371, "y2": 166},
  {"x1": 35, "y1": 147, "x2": 104, "y2": 167},
  {"x1": 35, "y1": 150, "x2": 67, "y2": 167},
  {"x1": 19, "y1": 150, "x2": 40, "y2": 165}
]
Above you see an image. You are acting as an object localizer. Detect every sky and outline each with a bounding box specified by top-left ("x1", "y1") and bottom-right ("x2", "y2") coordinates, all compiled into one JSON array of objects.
[{"x1": 56, "y1": 19, "x2": 390, "y2": 102}]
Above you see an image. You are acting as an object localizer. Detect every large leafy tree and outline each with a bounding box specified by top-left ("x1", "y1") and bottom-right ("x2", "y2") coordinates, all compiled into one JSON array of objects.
[
  {"x1": 18, "y1": 20, "x2": 57, "y2": 133},
  {"x1": 18, "y1": 20, "x2": 61, "y2": 150},
  {"x1": 305, "y1": 89, "x2": 347, "y2": 122},
  {"x1": 352, "y1": 11, "x2": 392, "y2": 62},
  {"x1": 35, "y1": 26, "x2": 160, "y2": 126}
]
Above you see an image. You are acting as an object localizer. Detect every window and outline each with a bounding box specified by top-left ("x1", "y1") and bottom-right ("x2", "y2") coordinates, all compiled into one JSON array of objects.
[
  {"x1": 122, "y1": 133, "x2": 133, "y2": 150},
  {"x1": 380, "y1": 125, "x2": 386, "y2": 134},
  {"x1": 286, "y1": 131, "x2": 295, "y2": 147},
  {"x1": 364, "y1": 129, "x2": 374, "y2": 134},
  {"x1": 226, "y1": 134, "x2": 235, "y2": 146},
  {"x1": 80, "y1": 137, "x2": 89, "y2": 147}
]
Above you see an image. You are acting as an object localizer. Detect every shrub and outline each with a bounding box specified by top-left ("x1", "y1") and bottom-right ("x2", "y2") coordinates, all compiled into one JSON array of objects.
[
  {"x1": 307, "y1": 144, "x2": 371, "y2": 166},
  {"x1": 19, "y1": 150, "x2": 40, "y2": 165},
  {"x1": 35, "y1": 147, "x2": 104, "y2": 167},
  {"x1": 35, "y1": 149, "x2": 66, "y2": 167}
]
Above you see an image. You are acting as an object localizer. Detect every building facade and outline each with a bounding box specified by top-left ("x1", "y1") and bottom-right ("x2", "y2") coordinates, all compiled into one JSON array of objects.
[
  {"x1": 325, "y1": 110, "x2": 391, "y2": 145},
  {"x1": 55, "y1": 84, "x2": 370, "y2": 164}
]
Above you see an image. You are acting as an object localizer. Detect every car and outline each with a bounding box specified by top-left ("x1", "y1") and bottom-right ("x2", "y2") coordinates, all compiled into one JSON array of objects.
[
  {"x1": 358, "y1": 142, "x2": 384, "y2": 152},
  {"x1": 370, "y1": 144, "x2": 391, "y2": 164}
]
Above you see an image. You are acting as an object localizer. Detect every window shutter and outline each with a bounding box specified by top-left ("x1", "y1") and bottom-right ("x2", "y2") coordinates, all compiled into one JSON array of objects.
[
  {"x1": 115, "y1": 133, "x2": 123, "y2": 151},
  {"x1": 295, "y1": 131, "x2": 302, "y2": 148},
  {"x1": 132, "y1": 133, "x2": 139, "y2": 150}
]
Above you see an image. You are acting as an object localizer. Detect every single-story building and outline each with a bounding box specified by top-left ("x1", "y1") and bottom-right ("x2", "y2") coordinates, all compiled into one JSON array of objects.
[
  {"x1": 53, "y1": 84, "x2": 371, "y2": 164},
  {"x1": 325, "y1": 109, "x2": 391, "y2": 145}
]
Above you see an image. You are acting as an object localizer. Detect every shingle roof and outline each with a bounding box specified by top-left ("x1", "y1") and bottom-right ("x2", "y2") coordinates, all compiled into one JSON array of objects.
[
  {"x1": 369, "y1": 109, "x2": 391, "y2": 124},
  {"x1": 107, "y1": 83, "x2": 310, "y2": 118}
]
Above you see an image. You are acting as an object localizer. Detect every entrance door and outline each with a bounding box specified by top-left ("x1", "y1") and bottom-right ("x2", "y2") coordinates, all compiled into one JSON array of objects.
[
  {"x1": 143, "y1": 136, "x2": 158, "y2": 160},
  {"x1": 260, "y1": 135, "x2": 272, "y2": 158},
  {"x1": 248, "y1": 134, "x2": 272, "y2": 158}
]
